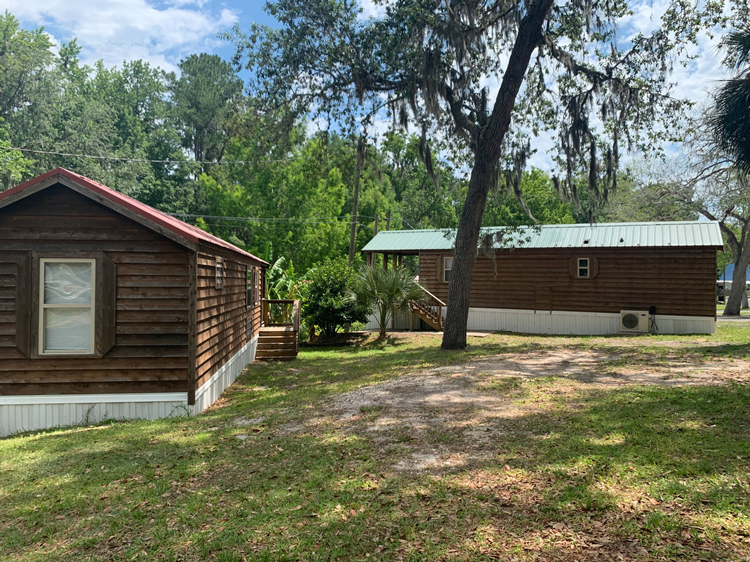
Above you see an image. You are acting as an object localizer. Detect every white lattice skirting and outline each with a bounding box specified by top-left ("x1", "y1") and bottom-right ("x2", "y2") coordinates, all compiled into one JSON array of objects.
[
  {"x1": 368, "y1": 308, "x2": 715, "y2": 336},
  {"x1": 0, "y1": 336, "x2": 258, "y2": 437}
]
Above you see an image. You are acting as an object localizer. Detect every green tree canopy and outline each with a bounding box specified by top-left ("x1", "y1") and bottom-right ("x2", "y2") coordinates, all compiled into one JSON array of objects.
[
  {"x1": 233, "y1": 0, "x2": 741, "y2": 348},
  {"x1": 170, "y1": 54, "x2": 243, "y2": 170}
]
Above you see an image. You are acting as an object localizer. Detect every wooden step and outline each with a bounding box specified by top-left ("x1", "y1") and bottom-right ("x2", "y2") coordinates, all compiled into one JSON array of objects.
[
  {"x1": 259, "y1": 338, "x2": 296, "y2": 345},
  {"x1": 259, "y1": 331, "x2": 297, "y2": 339},
  {"x1": 410, "y1": 302, "x2": 442, "y2": 331},
  {"x1": 258, "y1": 343, "x2": 297, "y2": 353},
  {"x1": 257, "y1": 350, "x2": 298, "y2": 360}
]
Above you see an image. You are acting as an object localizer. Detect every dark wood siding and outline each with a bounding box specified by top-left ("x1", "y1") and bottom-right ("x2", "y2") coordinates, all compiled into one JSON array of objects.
[
  {"x1": 195, "y1": 248, "x2": 263, "y2": 390},
  {"x1": 0, "y1": 184, "x2": 191, "y2": 395},
  {"x1": 419, "y1": 247, "x2": 716, "y2": 317}
]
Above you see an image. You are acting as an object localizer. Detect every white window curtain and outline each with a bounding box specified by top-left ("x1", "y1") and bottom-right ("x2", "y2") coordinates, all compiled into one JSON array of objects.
[{"x1": 41, "y1": 261, "x2": 95, "y2": 353}]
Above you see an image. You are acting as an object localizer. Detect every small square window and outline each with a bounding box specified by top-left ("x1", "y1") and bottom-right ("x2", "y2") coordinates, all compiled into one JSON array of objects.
[
  {"x1": 443, "y1": 256, "x2": 453, "y2": 283},
  {"x1": 577, "y1": 258, "x2": 590, "y2": 279}
]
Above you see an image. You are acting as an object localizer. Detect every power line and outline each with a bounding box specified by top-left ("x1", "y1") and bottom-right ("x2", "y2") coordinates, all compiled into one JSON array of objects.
[
  {"x1": 192, "y1": 219, "x2": 377, "y2": 232},
  {"x1": 170, "y1": 213, "x2": 379, "y2": 223},
  {"x1": 2, "y1": 146, "x2": 316, "y2": 165}
]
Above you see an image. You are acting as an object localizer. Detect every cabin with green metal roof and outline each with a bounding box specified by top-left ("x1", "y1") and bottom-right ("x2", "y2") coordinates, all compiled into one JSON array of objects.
[{"x1": 362, "y1": 221, "x2": 723, "y2": 335}]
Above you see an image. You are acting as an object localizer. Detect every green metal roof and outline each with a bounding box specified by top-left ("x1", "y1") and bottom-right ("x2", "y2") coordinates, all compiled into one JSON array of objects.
[{"x1": 361, "y1": 221, "x2": 724, "y2": 252}]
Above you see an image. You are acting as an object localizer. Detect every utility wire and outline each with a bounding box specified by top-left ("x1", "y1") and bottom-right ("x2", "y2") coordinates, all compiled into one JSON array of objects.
[
  {"x1": 2, "y1": 146, "x2": 316, "y2": 165},
  {"x1": 170, "y1": 213, "x2": 380, "y2": 223},
  {"x1": 191, "y1": 220, "x2": 377, "y2": 232}
]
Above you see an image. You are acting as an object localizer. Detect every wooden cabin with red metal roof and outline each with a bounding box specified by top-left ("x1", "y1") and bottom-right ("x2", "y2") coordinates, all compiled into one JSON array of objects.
[{"x1": 0, "y1": 168, "x2": 270, "y2": 436}]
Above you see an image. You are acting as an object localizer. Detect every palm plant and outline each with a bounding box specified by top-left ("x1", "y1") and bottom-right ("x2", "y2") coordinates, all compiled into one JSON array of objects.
[
  {"x1": 350, "y1": 264, "x2": 425, "y2": 339},
  {"x1": 711, "y1": 27, "x2": 750, "y2": 173}
]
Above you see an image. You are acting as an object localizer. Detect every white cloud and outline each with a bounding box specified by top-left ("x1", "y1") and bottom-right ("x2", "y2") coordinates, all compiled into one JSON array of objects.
[{"x1": 5, "y1": 0, "x2": 239, "y2": 72}]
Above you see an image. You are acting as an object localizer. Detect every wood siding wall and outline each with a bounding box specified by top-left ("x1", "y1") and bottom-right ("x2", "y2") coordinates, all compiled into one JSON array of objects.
[
  {"x1": 419, "y1": 247, "x2": 716, "y2": 317},
  {"x1": 0, "y1": 185, "x2": 191, "y2": 395},
  {"x1": 195, "y1": 248, "x2": 263, "y2": 391}
]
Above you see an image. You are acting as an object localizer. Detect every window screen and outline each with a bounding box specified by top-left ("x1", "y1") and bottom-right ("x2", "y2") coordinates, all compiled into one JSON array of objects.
[{"x1": 40, "y1": 260, "x2": 95, "y2": 354}]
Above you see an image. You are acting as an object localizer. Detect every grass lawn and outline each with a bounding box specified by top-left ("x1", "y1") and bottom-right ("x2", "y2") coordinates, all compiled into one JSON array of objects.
[
  {"x1": 2, "y1": 326, "x2": 750, "y2": 561},
  {"x1": 717, "y1": 303, "x2": 750, "y2": 317}
]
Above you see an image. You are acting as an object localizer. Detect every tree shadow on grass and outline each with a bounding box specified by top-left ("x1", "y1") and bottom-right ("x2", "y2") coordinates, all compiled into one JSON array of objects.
[
  {"x1": 4, "y1": 332, "x2": 750, "y2": 561},
  {"x1": 3, "y1": 381, "x2": 750, "y2": 561}
]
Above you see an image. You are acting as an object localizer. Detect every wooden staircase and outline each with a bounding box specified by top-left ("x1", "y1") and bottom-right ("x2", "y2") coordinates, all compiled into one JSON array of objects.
[
  {"x1": 256, "y1": 299, "x2": 300, "y2": 361},
  {"x1": 409, "y1": 285, "x2": 445, "y2": 331}
]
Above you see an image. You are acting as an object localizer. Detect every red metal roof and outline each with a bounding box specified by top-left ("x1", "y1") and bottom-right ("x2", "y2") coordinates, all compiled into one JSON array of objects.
[{"x1": 0, "y1": 168, "x2": 267, "y2": 264}]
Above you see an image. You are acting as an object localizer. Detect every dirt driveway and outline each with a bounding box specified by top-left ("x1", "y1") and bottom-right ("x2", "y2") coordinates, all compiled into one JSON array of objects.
[{"x1": 326, "y1": 343, "x2": 750, "y2": 473}]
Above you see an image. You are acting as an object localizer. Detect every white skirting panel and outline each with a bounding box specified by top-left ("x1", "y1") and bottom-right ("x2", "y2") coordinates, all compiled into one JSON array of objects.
[
  {"x1": 0, "y1": 335, "x2": 260, "y2": 437},
  {"x1": 652, "y1": 314, "x2": 716, "y2": 335},
  {"x1": 192, "y1": 335, "x2": 258, "y2": 415},
  {"x1": 0, "y1": 393, "x2": 189, "y2": 437},
  {"x1": 365, "y1": 310, "x2": 413, "y2": 331},
  {"x1": 466, "y1": 307, "x2": 715, "y2": 335},
  {"x1": 367, "y1": 307, "x2": 715, "y2": 336}
]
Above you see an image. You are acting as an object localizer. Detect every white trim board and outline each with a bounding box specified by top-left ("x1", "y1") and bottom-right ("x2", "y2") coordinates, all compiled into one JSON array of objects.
[{"x1": 0, "y1": 393, "x2": 186, "y2": 406}]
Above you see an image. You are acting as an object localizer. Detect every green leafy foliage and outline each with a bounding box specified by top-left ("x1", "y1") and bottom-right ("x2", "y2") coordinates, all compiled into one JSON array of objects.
[
  {"x1": 301, "y1": 257, "x2": 369, "y2": 338},
  {"x1": 0, "y1": 119, "x2": 33, "y2": 190},
  {"x1": 1, "y1": 8, "x2": 714, "y2": 292},
  {"x1": 711, "y1": 27, "x2": 750, "y2": 174},
  {"x1": 266, "y1": 257, "x2": 301, "y2": 300},
  {"x1": 170, "y1": 54, "x2": 243, "y2": 169},
  {"x1": 482, "y1": 168, "x2": 575, "y2": 227}
]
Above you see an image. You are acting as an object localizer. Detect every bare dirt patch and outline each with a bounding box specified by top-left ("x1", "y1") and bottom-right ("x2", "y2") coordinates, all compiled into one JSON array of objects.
[
  {"x1": 432, "y1": 348, "x2": 750, "y2": 386},
  {"x1": 327, "y1": 346, "x2": 750, "y2": 473}
]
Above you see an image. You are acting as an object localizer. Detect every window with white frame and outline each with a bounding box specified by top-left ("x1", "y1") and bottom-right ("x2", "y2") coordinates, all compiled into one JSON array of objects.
[
  {"x1": 443, "y1": 256, "x2": 454, "y2": 283},
  {"x1": 39, "y1": 259, "x2": 96, "y2": 355},
  {"x1": 577, "y1": 257, "x2": 590, "y2": 278}
]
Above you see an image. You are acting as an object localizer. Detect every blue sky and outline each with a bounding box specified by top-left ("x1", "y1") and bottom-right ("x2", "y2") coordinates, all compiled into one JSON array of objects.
[
  {"x1": 3, "y1": 0, "x2": 731, "y2": 169},
  {"x1": 3, "y1": 0, "x2": 276, "y2": 73}
]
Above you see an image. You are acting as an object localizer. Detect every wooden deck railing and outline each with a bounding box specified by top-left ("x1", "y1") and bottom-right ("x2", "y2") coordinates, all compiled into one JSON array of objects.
[
  {"x1": 411, "y1": 283, "x2": 446, "y2": 330},
  {"x1": 262, "y1": 299, "x2": 300, "y2": 330}
]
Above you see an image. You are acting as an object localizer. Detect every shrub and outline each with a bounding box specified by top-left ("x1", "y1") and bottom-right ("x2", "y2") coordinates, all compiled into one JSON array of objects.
[
  {"x1": 301, "y1": 257, "x2": 369, "y2": 337},
  {"x1": 350, "y1": 264, "x2": 425, "y2": 339}
]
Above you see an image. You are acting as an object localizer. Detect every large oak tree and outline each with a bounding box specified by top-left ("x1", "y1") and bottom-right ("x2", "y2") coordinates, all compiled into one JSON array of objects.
[{"x1": 233, "y1": 0, "x2": 743, "y2": 348}]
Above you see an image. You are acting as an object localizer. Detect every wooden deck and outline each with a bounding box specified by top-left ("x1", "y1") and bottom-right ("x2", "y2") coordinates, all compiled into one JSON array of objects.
[{"x1": 256, "y1": 299, "x2": 300, "y2": 361}]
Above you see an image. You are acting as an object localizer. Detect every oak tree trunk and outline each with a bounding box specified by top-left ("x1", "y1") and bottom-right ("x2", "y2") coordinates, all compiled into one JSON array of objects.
[
  {"x1": 724, "y1": 249, "x2": 750, "y2": 316},
  {"x1": 441, "y1": 0, "x2": 554, "y2": 350}
]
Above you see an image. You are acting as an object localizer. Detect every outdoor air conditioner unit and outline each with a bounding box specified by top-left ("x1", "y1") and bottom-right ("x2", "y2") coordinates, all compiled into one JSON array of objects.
[{"x1": 620, "y1": 310, "x2": 649, "y2": 333}]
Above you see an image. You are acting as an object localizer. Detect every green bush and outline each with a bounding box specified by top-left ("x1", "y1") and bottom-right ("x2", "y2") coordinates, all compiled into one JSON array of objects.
[
  {"x1": 301, "y1": 257, "x2": 369, "y2": 337},
  {"x1": 350, "y1": 264, "x2": 425, "y2": 339}
]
